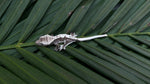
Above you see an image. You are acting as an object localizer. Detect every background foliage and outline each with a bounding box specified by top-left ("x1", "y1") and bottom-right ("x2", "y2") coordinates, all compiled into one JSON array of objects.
[{"x1": 0, "y1": 0, "x2": 150, "y2": 84}]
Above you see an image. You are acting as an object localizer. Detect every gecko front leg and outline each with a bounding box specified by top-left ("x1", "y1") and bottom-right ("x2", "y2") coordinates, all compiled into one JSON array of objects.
[
  {"x1": 54, "y1": 44, "x2": 60, "y2": 51},
  {"x1": 54, "y1": 38, "x2": 76, "y2": 51},
  {"x1": 54, "y1": 44, "x2": 64, "y2": 51}
]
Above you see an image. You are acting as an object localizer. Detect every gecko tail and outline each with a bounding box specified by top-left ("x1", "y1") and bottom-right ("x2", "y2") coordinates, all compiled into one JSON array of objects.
[{"x1": 77, "y1": 34, "x2": 108, "y2": 41}]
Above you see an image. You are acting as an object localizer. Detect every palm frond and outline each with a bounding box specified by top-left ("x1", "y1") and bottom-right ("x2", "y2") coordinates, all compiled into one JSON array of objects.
[{"x1": 0, "y1": 0, "x2": 150, "y2": 83}]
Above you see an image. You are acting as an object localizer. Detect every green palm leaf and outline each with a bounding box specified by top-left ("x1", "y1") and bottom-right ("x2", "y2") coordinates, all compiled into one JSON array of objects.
[{"x1": 0, "y1": 0, "x2": 150, "y2": 83}]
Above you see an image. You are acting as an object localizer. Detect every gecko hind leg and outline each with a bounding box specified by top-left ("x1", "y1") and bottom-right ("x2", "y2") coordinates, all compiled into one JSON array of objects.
[{"x1": 63, "y1": 40, "x2": 76, "y2": 50}]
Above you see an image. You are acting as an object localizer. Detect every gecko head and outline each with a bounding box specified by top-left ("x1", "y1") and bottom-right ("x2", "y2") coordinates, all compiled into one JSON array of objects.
[{"x1": 35, "y1": 34, "x2": 55, "y2": 46}]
